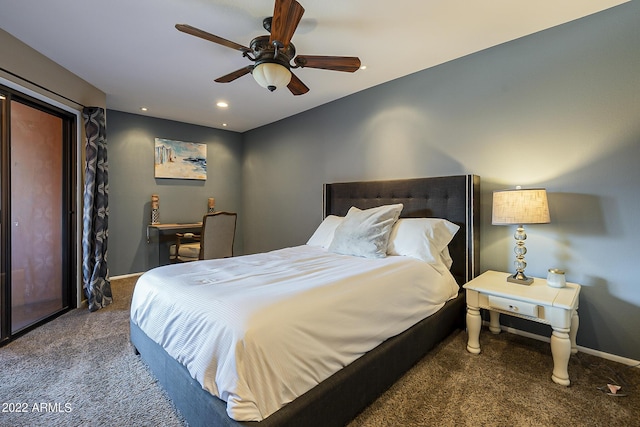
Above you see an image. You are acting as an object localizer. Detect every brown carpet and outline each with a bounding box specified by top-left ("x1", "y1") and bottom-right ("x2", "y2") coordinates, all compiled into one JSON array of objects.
[
  {"x1": 1, "y1": 275, "x2": 638, "y2": 427},
  {"x1": 0, "y1": 275, "x2": 185, "y2": 427},
  {"x1": 349, "y1": 327, "x2": 640, "y2": 427}
]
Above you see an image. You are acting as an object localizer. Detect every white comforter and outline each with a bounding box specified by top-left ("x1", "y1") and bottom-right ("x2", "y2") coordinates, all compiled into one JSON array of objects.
[{"x1": 130, "y1": 245, "x2": 458, "y2": 421}]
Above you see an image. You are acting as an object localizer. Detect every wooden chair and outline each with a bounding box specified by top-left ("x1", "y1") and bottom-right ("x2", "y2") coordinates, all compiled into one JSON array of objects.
[{"x1": 171, "y1": 212, "x2": 237, "y2": 263}]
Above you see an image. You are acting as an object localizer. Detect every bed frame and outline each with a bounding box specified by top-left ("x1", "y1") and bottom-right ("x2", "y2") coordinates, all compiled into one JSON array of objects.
[{"x1": 130, "y1": 174, "x2": 480, "y2": 427}]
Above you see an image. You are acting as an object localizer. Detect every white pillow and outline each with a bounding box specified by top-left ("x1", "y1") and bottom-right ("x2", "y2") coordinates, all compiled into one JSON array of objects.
[
  {"x1": 440, "y1": 246, "x2": 454, "y2": 269},
  {"x1": 306, "y1": 215, "x2": 344, "y2": 248},
  {"x1": 328, "y1": 204, "x2": 403, "y2": 258},
  {"x1": 387, "y1": 218, "x2": 460, "y2": 266}
]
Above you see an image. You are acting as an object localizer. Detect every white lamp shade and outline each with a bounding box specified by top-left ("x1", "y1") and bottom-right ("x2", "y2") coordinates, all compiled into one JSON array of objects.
[
  {"x1": 252, "y1": 63, "x2": 292, "y2": 91},
  {"x1": 492, "y1": 188, "x2": 550, "y2": 225}
]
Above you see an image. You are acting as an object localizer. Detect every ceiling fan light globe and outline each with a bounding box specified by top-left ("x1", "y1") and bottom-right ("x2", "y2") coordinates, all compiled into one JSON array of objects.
[{"x1": 253, "y1": 62, "x2": 291, "y2": 91}]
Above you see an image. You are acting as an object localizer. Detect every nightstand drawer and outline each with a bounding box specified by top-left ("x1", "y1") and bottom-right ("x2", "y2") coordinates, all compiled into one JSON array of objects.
[{"x1": 488, "y1": 295, "x2": 539, "y2": 317}]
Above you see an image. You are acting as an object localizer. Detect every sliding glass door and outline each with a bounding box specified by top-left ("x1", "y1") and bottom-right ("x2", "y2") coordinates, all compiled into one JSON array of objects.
[{"x1": 0, "y1": 86, "x2": 76, "y2": 344}]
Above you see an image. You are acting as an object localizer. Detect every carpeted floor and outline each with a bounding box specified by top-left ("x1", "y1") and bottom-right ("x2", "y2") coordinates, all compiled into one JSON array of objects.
[
  {"x1": 1, "y1": 275, "x2": 638, "y2": 427},
  {"x1": 1, "y1": 275, "x2": 185, "y2": 427}
]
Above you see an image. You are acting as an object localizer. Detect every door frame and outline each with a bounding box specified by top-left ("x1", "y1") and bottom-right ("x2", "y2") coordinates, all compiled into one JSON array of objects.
[{"x1": 0, "y1": 80, "x2": 81, "y2": 345}]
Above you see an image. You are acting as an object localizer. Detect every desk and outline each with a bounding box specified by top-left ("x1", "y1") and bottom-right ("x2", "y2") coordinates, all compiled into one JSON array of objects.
[
  {"x1": 146, "y1": 223, "x2": 202, "y2": 267},
  {"x1": 464, "y1": 270, "x2": 580, "y2": 386}
]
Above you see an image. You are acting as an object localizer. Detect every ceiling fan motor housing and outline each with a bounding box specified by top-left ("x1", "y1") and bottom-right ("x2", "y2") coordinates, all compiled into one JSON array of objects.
[
  {"x1": 250, "y1": 35, "x2": 296, "y2": 91},
  {"x1": 250, "y1": 35, "x2": 295, "y2": 69},
  {"x1": 250, "y1": 36, "x2": 295, "y2": 91}
]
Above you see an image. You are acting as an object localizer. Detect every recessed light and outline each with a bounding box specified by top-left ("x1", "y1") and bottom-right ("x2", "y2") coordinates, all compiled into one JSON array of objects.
[
  {"x1": 140, "y1": 107, "x2": 148, "y2": 111},
  {"x1": 222, "y1": 123, "x2": 227, "y2": 127},
  {"x1": 216, "y1": 101, "x2": 228, "y2": 108},
  {"x1": 360, "y1": 65, "x2": 367, "y2": 70}
]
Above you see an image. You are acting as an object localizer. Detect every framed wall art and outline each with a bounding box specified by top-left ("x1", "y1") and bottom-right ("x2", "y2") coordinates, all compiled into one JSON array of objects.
[{"x1": 154, "y1": 138, "x2": 206, "y2": 180}]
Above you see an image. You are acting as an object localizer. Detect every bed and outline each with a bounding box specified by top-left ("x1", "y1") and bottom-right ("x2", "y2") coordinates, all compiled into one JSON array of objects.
[{"x1": 130, "y1": 174, "x2": 480, "y2": 427}]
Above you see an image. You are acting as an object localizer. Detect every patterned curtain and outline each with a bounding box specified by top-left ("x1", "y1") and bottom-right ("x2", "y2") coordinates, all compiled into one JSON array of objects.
[{"x1": 82, "y1": 107, "x2": 112, "y2": 311}]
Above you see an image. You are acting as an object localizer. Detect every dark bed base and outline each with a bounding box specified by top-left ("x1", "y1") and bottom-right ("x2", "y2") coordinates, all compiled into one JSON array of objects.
[
  {"x1": 131, "y1": 174, "x2": 479, "y2": 426},
  {"x1": 130, "y1": 293, "x2": 465, "y2": 427}
]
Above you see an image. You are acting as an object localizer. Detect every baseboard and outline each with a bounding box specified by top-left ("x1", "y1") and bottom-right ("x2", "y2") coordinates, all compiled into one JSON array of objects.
[
  {"x1": 482, "y1": 321, "x2": 640, "y2": 368},
  {"x1": 110, "y1": 272, "x2": 144, "y2": 280}
]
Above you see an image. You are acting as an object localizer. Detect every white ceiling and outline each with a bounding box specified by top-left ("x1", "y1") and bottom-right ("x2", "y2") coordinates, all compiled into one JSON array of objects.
[{"x1": 0, "y1": 0, "x2": 627, "y2": 132}]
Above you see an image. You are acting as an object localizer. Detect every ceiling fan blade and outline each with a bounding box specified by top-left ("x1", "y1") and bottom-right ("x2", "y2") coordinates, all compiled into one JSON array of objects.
[
  {"x1": 294, "y1": 55, "x2": 361, "y2": 72},
  {"x1": 176, "y1": 24, "x2": 250, "y2": 53},
  {"x1": 214, "y1": 66, "x2": 254, "y2": 83},
  {"x1": 287, "y1": 72, "x2": 309, "y2": 96},
  {"x1": 270, "y1": 0, "x2": 305, "y2": 49}
]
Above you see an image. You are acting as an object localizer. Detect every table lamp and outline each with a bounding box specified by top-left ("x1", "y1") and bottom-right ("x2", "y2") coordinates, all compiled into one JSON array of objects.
[{"x1": 492, "y1": 187, "x2": 550, "y2": 285}]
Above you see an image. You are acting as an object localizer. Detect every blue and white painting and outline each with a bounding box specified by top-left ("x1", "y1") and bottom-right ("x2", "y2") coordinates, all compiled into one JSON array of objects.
[{"x1": 154, "y1": 138, "x2": 206, "y2": 180}]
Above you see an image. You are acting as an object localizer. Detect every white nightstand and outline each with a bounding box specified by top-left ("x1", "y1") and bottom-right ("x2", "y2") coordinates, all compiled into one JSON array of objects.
[{"x1": 463, "y1": 270, "x2": 581, "y2": 386}]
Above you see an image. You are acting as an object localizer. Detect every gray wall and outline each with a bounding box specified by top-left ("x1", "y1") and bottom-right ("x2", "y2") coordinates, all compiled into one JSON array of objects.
[
  {"x1": 108, "y1": 111, "x2": 243, "y2": 275},
  {"x1": 0, "y1": 29, "x2": 105, "y2": 110},
  {"x1": 242, "y1": 3, "x2": 640, "y2": 359}
]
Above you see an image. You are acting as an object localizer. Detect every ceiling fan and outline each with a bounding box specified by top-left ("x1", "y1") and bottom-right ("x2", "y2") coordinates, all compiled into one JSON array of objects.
[{"x1": 176, "y1": 0, "x2": 361, "y2": 95}]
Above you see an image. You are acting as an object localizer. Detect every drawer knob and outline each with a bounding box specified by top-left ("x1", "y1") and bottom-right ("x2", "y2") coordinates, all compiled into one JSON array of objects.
[{"x1": 509, "y1": 305, "x2": 518, "y2": 312}]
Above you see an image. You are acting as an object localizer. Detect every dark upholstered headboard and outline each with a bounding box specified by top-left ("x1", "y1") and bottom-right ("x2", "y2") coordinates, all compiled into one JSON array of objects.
[{"x1": 323, "y1": 175, "x2": 480, "y2": 286}]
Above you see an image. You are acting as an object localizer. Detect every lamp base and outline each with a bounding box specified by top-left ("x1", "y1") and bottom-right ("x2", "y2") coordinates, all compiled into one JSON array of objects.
[{"x1": 507, "y1": 272, "x2": 534, "y2": 285}]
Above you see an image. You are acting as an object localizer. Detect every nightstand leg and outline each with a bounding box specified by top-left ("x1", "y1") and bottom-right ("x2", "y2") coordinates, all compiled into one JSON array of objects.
[
  {"x1": 489, "y1": 310, "x2": 501, "y2": 334},
  {"x1": 550, "y1": 327, "x2": 571, "y2": 386},
  {"x1": 570, "y1": 309, "x2": 579, "y2": 355},
  {"x1": 466, "y1": 306, "x2": 481, "y2": 354}
]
